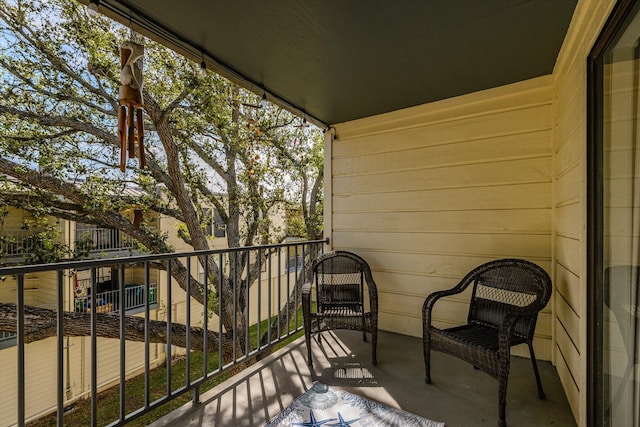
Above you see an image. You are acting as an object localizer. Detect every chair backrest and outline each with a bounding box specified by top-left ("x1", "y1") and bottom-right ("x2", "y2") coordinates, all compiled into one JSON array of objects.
[
  {"x1": 312, "y1": 251, "x2": 376, "y2": 313},
  {"x1": 466, "y1": 259, "x2": 552, "y2": 340}
]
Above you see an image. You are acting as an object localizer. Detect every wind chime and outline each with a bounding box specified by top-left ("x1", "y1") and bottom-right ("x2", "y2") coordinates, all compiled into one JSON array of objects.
[
  {"x1": 118, "y1": 40, "x2": 146, "y2": 228},
  {"x1": 118, "y1": 40, "x2": 146, "y2": 172}
]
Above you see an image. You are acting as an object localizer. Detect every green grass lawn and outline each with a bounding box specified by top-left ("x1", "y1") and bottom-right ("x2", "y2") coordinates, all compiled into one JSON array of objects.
[{"x1": 28, "y1": 310, "x2": 304, "y2": 426}]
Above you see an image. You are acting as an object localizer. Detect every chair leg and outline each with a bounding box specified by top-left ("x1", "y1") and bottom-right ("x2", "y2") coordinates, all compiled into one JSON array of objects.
[
  {"x1": 423, "y1": 335, "x2": 431, "y2": 384},
  {"x1": 371, "y1": 328, "x2": 378, "y2": 366},
  {"x1": 302, "y1": 293, "x2": 313, "y2": 367},
  {"x1": 527, "y1": 341, "x2": 545, "y2": 399},
  {"x1": 498, "y1": 370, "x2": 508, "y2": 427},
  {"x1": 304, "y1": 325, "x2": 313, "y2": 367},
  {"x1": 362, "y1": 313, "x2": 368, "y2": 342}
]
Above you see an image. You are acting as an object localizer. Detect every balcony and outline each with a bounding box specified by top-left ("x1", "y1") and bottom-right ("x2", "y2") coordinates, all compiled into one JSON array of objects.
[
  {"x1": 0, "y1": 227, "x2": 62, "y2": 265},
  {"x1": 73, "y1": 284, "x2": 158, "y2": 314},
  {"x1": 0, "y1": 239, "x2": 574, "y2": 427},
  {"x1": 75, "y1": 226, "x2": 154, "y2": 258},
  {"x1": 151, "y1": 330, "x2": 575, "y2": 427},
  {"x1": 0, "y1": 225, "x2": 151, "y2": 266}
]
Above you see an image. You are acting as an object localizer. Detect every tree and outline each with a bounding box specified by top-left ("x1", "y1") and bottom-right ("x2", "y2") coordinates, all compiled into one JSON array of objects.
[{"x1": 0, "y1": 0, "x2": 323, "y2": 354}]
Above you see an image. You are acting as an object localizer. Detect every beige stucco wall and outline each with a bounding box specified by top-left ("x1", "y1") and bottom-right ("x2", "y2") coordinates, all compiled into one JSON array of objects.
[{"x1": 329, "y1": 76, "x2": 556, "y2": 361}]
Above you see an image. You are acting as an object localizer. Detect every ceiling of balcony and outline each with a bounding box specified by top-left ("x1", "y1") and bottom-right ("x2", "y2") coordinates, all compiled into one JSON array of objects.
[{"x1": 92, "y1": 0, "x2": 578, "y2": 128}]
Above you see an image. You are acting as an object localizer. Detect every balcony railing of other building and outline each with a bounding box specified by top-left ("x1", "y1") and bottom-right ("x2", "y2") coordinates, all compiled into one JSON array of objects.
[
  {"x1": 0, "y1": 228, "x2": 38, "y2": 256},
  {"x1": 73, "y1": 283, "x2": 158, "y2": 314},
  {"x1": 0, "y1": 227, "x2": 62, "y2": 264},
  {"x1": 75, "y1": 226, "x2": 156, "y2": 255},
  {"x1": 1, "y1": 225, "x2": 150, "y2": 265},
  {"x1": 1, "y1": 238, "x2": 327, "y2": 427}
]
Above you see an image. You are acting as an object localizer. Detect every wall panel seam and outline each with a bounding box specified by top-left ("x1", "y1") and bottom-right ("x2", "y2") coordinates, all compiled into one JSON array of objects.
[
  {"x1": 334, "y1": 127, "x2": 553, "y2": 159},
  {"x1": 336, "y1": 97, "x2": 554, "y2": 140},
  {"x1": 333, "y1": 155, "x2": 552, "y2": 177},
  {"x1": 334, "y1": 181, "x2": 553, "y2": 196},
  {"x1": 555, "y1": 341, "x2": 581, "y2": 391},
  {"x1": 556, "y1": 312, "x2": 581, "y2": 356}
]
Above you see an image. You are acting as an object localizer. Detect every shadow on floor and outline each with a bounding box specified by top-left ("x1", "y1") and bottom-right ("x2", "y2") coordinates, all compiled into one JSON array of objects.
[{"x1": 151, "y1": 330, "x2": 576, "y2": 427}]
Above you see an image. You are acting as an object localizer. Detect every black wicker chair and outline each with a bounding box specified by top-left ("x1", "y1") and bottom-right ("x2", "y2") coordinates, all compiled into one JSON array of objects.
[
  {"x1": 302, "y1": 251, "x2": 378, "y2": 367},
  {"x1": 422, "y1": 258, "x2": 552, "y2": 427}
]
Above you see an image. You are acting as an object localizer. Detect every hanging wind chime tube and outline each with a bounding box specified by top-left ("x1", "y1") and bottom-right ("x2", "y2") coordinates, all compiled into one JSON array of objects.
[{"x1": 118, "y1": 40, "x2": 146, "y2": 172}]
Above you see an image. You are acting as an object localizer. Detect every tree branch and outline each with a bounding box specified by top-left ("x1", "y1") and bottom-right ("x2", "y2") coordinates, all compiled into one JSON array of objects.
[
  {"x1": 159, "y1": 78, "x2": 200, "y2": 124},
  {"x1": 0, "y1": 6, "x2": 113, "y2": 104},
  {"x1": 0, "y1": 303, "x2": 232, "y2": 353}
]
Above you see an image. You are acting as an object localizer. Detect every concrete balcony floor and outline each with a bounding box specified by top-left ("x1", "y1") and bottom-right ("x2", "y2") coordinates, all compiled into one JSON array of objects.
[{"x1": 150, "y1": 330, "x2": 576, "y2": 427}]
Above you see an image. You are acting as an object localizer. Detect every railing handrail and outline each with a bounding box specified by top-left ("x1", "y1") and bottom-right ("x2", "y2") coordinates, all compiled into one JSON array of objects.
[{"x1": 0, "y1": 238, "x2": 329, "y2": 275}]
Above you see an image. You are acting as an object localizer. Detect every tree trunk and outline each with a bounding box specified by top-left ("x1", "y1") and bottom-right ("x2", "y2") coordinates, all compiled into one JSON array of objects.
[{"x1": 0, "y1": 303, "x2": 233, "y2": 353}]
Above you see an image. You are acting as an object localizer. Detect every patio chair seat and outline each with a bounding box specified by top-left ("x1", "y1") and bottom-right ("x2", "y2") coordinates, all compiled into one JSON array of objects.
[
  {"x1": 313, "y1": 310, "x2": 374, "y2": 332},
  {"x1": 423, "y1": 258, "x2": 552, "y2": 427},
  {"x1": 428, "y1": 324, "x2": 528, "y2": 379},
  {"x1": 302, "y1": 251, "x2": 378, "y2": 367}
]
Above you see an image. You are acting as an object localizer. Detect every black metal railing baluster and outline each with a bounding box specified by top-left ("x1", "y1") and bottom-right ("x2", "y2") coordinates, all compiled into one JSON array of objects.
[
  {"x1": 17, "y1": 273, "x2": 25, "y2": 427},
  {"x1": 218, "y1": 252, "x2": 223, "y2": 373},
  {"x1": 268, "y1": 248, "x2": 272, "y2": 345},
  {"x1": 245, "y1": 249, "x2": 250, "y2": 355},
  {"x1": 119, "y1": 264, "x2": 126, "y2": 422},
  {"x1": 56, "y1": 270, "x2": 64, "y2": 427},
  {"x1": 277, "y1": 247, "x2": 282, "y2": 339},
  {"x1": 166, "y1": 260, "x2": 172, "y2": 398},
  {"x1": 144, "y1": 261, "x2": 151, "y2": 410},
  {"x1": 90, "y1": 267, "x2": 98, "y2": 427},
  {"x1": 186, "y1": 256, "x2": 191, "y2": 391},
  {"x1": 257, "y1": 248, "x2": 262, "y2": 351}
]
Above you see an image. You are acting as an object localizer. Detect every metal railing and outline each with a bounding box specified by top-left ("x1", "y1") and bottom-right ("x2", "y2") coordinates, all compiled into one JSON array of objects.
[
  {"x1": 73, "y1": 284, "x2": 157, "y2": 313},
  {"x1": 1, "y1": 238, "x2": 327, "y2": 427},
  {"x1": 0, "y1": 229, "x2": 35, "y2": 255},
  {"x1": 0, "y1": 227, "x2": 59, "y2": 257},
  {"x1": 1, "y1": 225, "x2": 149, "y2": 264},
  {"x1": 75, "y1": 226, "x2": 154, "y2": 254}
]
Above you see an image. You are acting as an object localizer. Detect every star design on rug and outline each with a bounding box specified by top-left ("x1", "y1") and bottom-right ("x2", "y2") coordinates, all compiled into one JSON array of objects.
[
  {"x1": 327, "y1": 412, "x2": 360, "y2": 426},
  {"x1": 293, "y1": 409, "x2": 336, "y2": 426}
]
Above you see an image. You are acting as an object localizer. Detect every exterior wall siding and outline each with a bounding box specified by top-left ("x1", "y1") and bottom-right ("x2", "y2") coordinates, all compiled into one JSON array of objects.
[
  {"x1": 552, "y1": 0, "x2": 616, "y2": 424},
  {"x1": 330, "y1": 76, "x2": 555, "y2": 360}
]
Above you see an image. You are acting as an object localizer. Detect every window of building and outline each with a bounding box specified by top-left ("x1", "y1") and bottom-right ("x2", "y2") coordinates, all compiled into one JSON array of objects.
[
  {"x1": 285, "y1": 238, "x2": 304, "y2": 272},
  {"x1": 202, "y1": 208, "x2": 226, "y2": 238}
]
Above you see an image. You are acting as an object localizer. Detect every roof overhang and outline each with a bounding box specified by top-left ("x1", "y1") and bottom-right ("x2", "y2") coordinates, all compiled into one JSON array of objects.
[{"x1": 86, "y1": 0, "x2": 578, "y2": 129}]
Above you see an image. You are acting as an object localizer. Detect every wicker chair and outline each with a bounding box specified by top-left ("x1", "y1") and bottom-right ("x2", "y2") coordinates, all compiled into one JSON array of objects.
[
  {"x1": 302, "y1": 251, "x2": 378, "y2": 367},
  {"x1": 422, "y1": 258, "x2": 552, "y2": 427}
]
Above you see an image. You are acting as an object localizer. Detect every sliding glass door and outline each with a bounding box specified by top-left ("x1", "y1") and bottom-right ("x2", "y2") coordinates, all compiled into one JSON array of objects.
[{"x1": 590, "y1": 1, "x2": 640, "y2": 425}]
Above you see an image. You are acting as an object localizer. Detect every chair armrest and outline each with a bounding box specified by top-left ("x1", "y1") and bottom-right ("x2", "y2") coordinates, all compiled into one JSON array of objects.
[
  {"x1": 422, "y1": 283, "x2": 470, "y2": 327},
  {"x1": 302, "y1": 282, "x2": 312, "y2": 296},
  {"x1": 302, "y1": 282, "x2": 313, "y2": 319},
  {"x1": 497, "y1": 305, "x2": 541, "y2": 357},
  {"x1": 302, "y1": 282, "x2": 311, "y2": 334}
]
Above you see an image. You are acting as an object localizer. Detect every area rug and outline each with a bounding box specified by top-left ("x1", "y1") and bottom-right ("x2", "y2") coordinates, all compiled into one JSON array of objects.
[{"x1": 266, "y1": 381, "x2": 445, "y2": 426}]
